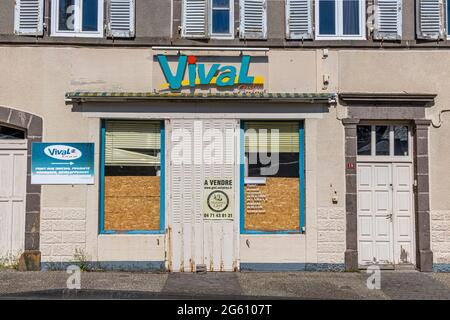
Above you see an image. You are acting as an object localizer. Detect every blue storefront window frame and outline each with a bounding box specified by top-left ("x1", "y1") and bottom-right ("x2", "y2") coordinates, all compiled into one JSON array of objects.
[
  {"x1": 240, "y1": 120, "x2": 306, "y2": 235},
  {"x1": 99, "y1": 120, "x2": 165, "y2": 235}
]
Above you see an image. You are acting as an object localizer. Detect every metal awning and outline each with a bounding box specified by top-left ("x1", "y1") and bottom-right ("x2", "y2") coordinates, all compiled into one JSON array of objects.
[{"x1": 65, "y1": 92, "x2": 336, "y2": 103}]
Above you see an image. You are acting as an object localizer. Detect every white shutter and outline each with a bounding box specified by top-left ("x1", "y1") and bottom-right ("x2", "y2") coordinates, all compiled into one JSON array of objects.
[
  {"x1": 107, "y1": 0, "x2": 136, "y2": 38},
  {"x1": 182, "y1": 0, "x2": 209, "y2": 38},
  {"x1": 14, "y1": 0, "x2": 44, "y2": 36},
  {"x1": 239, "y1": 0, "x2": 267, "y2": 39},
  {"x1": 416, "y1": 0, "x2": 444, "y2": 40},
  {"x1": 373, "y1": 0, "x2": 402, "y2": 40},
  {"x1": 285, "y1": 0, "x2": 312, "y2": 40}
]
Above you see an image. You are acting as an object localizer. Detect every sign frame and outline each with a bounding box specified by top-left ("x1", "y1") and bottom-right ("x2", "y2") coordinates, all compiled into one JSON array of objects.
[{"x1": 31, "y1": 142, "x2": 95, "y2": 185}]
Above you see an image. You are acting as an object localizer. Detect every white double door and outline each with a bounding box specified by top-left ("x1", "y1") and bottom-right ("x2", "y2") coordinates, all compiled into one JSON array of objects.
[
  {"x1": 0, "y1": 147, "x2": 27, "y2": 259},
  {"x1": 167, "y1": 119, "x2": 239, "y2": 272},
  {"x1": 357, "y1": 162, "x2": 415, "y2": 266}
]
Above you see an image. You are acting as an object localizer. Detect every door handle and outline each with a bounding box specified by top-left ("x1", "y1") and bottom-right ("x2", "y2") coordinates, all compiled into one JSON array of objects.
[{"x1": 386, "y1": 213, "x2": 393, "y2": 220}]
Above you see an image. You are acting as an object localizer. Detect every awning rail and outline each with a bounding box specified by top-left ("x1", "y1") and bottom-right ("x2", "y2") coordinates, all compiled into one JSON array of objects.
[{"x1": 65, "y1": 92, "x2": 337, "y2": 104}]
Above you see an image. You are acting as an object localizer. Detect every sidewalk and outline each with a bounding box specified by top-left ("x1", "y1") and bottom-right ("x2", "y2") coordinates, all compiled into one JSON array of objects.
[{"x1": 1, "y1": 270, "x2": 450, "y2": 299}]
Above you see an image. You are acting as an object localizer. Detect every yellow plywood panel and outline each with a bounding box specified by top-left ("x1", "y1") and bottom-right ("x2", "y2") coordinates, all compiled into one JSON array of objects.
[
  {"x1": 104, "y1": 176, "x2": 160, "y2": 231},
  {"x1": 244, "y1": 177, "x2": 300, "y2": 231}
]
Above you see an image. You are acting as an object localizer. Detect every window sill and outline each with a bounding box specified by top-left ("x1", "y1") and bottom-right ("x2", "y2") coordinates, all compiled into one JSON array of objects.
[
  {"x1": 315, "y1": 36, "x2": 367, "y2": 41},
  {"x1": 210, "y1": 35, "x2": 235, "y2": 40},
  {"x1": 241, "y1": 230, "x2": 303, "y2": 235},
  {"x1": 100, "y1": 230, "x2": 165, "y2": 235},
  {"x1": 51, "y1": 32, "x2": 104, "y2": 38}
]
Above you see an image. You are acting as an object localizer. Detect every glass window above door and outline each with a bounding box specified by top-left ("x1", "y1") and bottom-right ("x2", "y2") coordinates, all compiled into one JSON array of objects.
[
  {"x1": 357, "y1": 124, "x2": 410, "y2": 157},
  {"x1": 0, "y1": 125, "x2": 25, "y2": 139}
]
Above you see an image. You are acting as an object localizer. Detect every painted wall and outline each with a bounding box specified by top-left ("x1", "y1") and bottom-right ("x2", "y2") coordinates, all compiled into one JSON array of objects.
[{"x1": 1, "y1": 46, "x2": 450, "y2": 267}]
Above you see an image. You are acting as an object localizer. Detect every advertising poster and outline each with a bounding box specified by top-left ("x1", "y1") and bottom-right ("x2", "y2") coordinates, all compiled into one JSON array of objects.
[
  {"x1": 203, "y1": 177, "x2": 234, "y2": 220},
  {"x1": 31, "y1": 143, "x2": 94, "y2": 185}
]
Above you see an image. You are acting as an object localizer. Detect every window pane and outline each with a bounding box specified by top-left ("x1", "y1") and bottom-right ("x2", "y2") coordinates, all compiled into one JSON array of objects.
[
  {"x1": 212, "y1": 9, "x2": 230, "y2": 34},
  {"x1": 59, "y1": 0, "x2": 75, "y2": 31},
  {"x1": 82, "y1": 0, "x2": 98, "y2": 32},
  {"x1": 319, "y1": 0, "x2": 336, "y2": 35},
  {"x1": 343, "y1": 0, "x2": 360, "y2": 35},
  {"x1": 394, "y1": 126, "x2": 409, "y2": 156},
  {"x1": 212, "y1": 0, "x2": 229, "y2": 8},
  {"x1": 247, "y1": 153, "x2": 299, "y2": 178},
  {"x1": 357, "y1": 125, "x2": 371, "y2": 156},
  {"x1": 0, "y1": 125, "x2": 25, "y2": 139},
  {"x1": 376, "y1": 126, "x2": 390, "y2": 156}
]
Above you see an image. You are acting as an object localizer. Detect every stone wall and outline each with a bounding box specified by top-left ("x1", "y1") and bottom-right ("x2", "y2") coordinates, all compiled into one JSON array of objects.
[
  {"x1": 317, "y1": 207, "x2": 346, "y2": 263},
  {"x1": 431, "y1": 210, "x2": 450, "y2": 264},
  {"x1": 40, "y1": 208, "x2": 87, "y2": 263}
]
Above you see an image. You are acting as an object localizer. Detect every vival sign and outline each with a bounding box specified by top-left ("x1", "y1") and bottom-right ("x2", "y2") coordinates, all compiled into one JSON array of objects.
[
  {"x1": 31, "y1": 143, "x2": 95, "y2": 185},
  {"x1": 158, "y1": 55, "x2": 264, "y2": 90}
]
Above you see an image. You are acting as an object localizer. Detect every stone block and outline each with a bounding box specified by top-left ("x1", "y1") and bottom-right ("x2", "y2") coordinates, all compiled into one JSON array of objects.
[
  {"x1": 63, "y1": 208, "x2": 86, "y2": 220},
  {"x1": 42, "y1": 208, "x2": 63, "y2": 220},
  {"x1": 62, "y1": 232, "x2": 86, "y2": 244},
  {"x1": 17, "y1": 251, "x2": 41, "y2": 271},
  {"x1": 41, "y1": 232, "x2": 62, "y2": 244}
]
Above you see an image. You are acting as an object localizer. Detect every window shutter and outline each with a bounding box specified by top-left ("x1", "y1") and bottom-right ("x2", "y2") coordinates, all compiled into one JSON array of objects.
[
  {"x1": 14, "y1": 0, "x2": 44, "y2": 36},
  {"x1": 285, "y1": 0, "x2": 313, "y2": 40},
  {"x1": 373, "y1": 0, "x2": 402, "y2": 40},
  {"x1": 416, "y1": 0, "x2": 444, "y2": 40},
  {"x1": 107, "y1": 0, "x2": 136, "y2": 38},
  {"x1": 239, "y1": 0, "x2": 267, "y2": 39},
  {"x1": 105, "y1": 121, "x2": 161, "y2": 166},
  {"x1": 182, "y1": 0, "x2": 209, "y2": 38}
]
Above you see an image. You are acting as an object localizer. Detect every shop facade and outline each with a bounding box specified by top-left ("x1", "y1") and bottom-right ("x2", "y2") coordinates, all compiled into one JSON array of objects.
[{"x1": 1, "y1": 0, "x2": 450, "y2": 272}]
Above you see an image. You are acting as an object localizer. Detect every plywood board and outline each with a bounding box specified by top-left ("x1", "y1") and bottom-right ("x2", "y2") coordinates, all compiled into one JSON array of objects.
[
  {"x1": 104, "y1": 176, "x2": 160, "y2": 231},
  {"x1": 244, "y1": 177, "x2": 300, "y2": 231}
]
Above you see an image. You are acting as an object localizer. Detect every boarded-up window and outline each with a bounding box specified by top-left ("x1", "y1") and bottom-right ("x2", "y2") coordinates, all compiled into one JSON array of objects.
[
  {"x1": 103, "y1": 120, "x2": 162, "y2": 231},
  {"x1": 243, "y1": 121, "x2": 301, "y2": 232}
]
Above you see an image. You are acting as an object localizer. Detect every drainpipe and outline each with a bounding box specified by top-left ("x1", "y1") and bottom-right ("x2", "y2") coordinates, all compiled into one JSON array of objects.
[{"x1": 431, "y1": 109, "x2": 450, "y2": 128}]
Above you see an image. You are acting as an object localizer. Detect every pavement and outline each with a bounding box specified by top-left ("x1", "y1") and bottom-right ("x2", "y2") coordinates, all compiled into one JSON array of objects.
[{"x1": 1, "y1": 270, "x2": 450, "y2": 299}]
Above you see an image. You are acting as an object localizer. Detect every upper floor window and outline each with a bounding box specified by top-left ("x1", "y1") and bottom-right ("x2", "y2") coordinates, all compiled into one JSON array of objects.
[
  {"x1": 182, "y1": 0, "x2": 266, "y2": 40},
  {"x1": 15, "y1": 0, "x2": 135, "y2": 38},
  {"x1": 210, "y1": 0, "x2": 234, "y2": 38},
  {"x1": 315, "y1": 0, "x2": 366, "y2": 40},
  {"x1": 51, "y1": 0, "x2": 104, "y2": 37}
]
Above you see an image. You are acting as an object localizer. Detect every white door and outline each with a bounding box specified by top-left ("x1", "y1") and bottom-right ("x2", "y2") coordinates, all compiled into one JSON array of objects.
[
  {"x1": 167, "y1": 119, "x2": 239, "y2": 272},
  {"x1": 357, "y1": 163, "x2": 415, "y2": 266},
  {"x1": 358, "y1": 163, "x2": 394, "y2": 265},
  {"x1": 0, "y1": 148, "x2": 27, "y2": 259}
]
